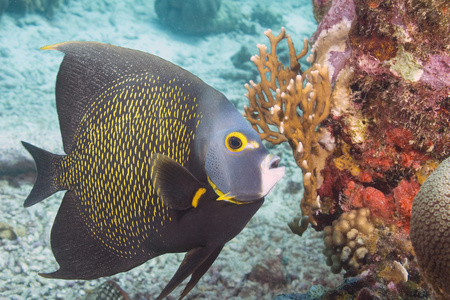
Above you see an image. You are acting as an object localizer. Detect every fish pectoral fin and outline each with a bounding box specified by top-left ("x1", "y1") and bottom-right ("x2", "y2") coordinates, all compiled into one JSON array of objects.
[
  {"x1": 155, "y1": 245, "x2": 223, "y2": 300},
  {"x1": 150, "y1": 153, "x2": 207, "y2": 210}
]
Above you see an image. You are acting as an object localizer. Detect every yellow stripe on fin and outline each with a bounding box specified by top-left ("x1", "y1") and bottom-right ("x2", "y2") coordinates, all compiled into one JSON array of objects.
[{"x1": 191, "y1": 188, "x2": 206, "y2": 208}]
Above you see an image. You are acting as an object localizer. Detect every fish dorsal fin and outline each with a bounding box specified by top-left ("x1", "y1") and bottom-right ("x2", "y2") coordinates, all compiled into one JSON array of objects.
[
  {"x1": 42, "y1": 42, "x2": 196, "y2": 154},
  {"x1": 150, "y1": 153, "x2": 207, "y2": 210}
]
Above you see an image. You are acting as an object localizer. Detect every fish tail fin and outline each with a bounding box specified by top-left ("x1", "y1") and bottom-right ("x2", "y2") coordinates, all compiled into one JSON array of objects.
[{"x1": 21, "y1": 141, "x2": 64, "y2": 207}]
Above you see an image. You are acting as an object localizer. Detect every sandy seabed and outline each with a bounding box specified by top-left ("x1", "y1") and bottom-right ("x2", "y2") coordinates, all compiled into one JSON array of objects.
[{"x1": 0, "y1": 0, "x2": 342, "y2": 298}]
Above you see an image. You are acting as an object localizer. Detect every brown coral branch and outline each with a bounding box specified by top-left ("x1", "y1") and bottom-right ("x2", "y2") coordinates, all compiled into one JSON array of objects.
[{"x1": 244, "y1": 28, "x2": 332, "y2": 231}]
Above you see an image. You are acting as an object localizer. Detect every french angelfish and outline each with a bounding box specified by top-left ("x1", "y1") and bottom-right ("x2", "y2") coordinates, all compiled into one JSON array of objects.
[{"x1": 22, "y1": 41, "x2": 285, "y2": 299}]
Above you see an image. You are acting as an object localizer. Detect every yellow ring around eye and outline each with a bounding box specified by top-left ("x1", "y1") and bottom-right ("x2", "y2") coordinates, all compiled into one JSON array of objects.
[{"x1": 225, "y1": 132, "x2": 247, "y2": 153}]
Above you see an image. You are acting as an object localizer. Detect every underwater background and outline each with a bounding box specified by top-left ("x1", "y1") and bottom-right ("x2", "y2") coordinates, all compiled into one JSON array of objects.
[
  {"x1": 0, "y1": 0, "x2": 344, "y2": 299},
  {"x1": 2, "y1": 0, "x2": 450, "y2": 299}
]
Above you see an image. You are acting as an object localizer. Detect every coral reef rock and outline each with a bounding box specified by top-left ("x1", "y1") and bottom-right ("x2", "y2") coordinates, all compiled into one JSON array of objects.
[
  {"x1": 248, "y1": 258, "x2": 288, "y2": 289},
  {"x1": 154, "y1": 0, "x2": 240, "y2": 35},
  {"x1": 6, "y1": 0, "x2": 62, "y2": 16},
  {"x1": 311, "y1": 0, "x2": 450, "y2": 158},
  {"x1": 310, "y1": 0, "x2": 450, "y2": 237},
  {"x1": 0, "y1": 222, "x2": 17, "y2": 241},
  {"x1": 0, "y1": 0, "x2": 8, "y2": 16},
  {"x1": 411, "y1": 156, "x2": 450, "y2": 299}
]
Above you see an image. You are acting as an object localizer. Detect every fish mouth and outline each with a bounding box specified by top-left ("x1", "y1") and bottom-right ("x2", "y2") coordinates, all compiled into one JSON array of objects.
[
  {"x1": 209, "y1": 154, "x2": 285, "y2": 203},
  {"x1": 260, "y1": 154, "x2": 285, "y2": 197},
  {"x1": 268, "y1": 155, "x2": 281, "y2": 169}
]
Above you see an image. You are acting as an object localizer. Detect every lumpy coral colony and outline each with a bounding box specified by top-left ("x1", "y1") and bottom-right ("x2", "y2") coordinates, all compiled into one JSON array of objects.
[{"x1": 245, "y1": 0, "x2": 449, "y2": 298}]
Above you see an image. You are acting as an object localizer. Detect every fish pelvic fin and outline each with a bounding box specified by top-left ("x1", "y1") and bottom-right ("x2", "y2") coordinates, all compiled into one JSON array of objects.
[
  {"x1": 155, "y1": 245, "x2": 224, "y2": 300},
  {"x1": 21, "y1": 141, "x2": 64, "y2": 207},
  {"x1": 178, "y1": 246, "x2": 223, "y2": 299}
]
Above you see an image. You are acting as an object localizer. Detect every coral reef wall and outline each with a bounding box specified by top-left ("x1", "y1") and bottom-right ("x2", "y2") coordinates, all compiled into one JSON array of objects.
[
  {"x1": 272, "y1": 0, "x2": 450, "y2": 298},
  {"x1": 310, "y1": 0, "x2": 449, "y2": 230}
]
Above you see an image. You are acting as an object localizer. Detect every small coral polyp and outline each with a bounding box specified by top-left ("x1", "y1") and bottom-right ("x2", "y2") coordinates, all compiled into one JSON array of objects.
[{"x1": 323, "y1": 208, "x2": 374, "y2": 274}]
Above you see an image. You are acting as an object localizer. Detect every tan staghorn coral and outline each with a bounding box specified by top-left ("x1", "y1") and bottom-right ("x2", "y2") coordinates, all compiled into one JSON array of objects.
[
  {"x1": 410, "y1": 156, "x2": 450, "y2": 299},
  {"x1": 244, "y1": 28, "x2": 332, "y2": 233}
]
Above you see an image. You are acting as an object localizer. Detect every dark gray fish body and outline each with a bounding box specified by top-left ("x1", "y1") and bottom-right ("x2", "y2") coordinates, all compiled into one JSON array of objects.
[{"x1": 22, "y1": 42, "x2": 284, "y2": 299}]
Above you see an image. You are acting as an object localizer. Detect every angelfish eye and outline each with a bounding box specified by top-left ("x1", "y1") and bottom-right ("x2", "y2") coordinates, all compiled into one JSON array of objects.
[
  {"x1": 225, "y1": 132, "x2": 247, "y2": 153},
  {"x1": 229, "y1": 137, "x2": 242, "y2": 149}
]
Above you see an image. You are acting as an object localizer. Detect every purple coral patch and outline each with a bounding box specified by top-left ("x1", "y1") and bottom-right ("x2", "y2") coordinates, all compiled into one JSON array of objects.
[
  {"x1": 313, "y1": 0, "x2": 355, "y2": 42},
  {"x1": 421, "y1": 53, "x2": 450, "y2": 89},
  {"x1": 328, "y1": 48, "x2": 351, "y2": 81}
]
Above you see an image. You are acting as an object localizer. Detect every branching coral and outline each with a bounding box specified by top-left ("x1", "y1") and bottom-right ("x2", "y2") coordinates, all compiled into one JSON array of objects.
[{"x1": 244, "y1": 28, "x2": 332, "y2": 231}]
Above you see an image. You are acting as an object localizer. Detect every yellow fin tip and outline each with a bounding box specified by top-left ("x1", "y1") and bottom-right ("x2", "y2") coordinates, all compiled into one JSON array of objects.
[
  {"x1": 40, "y1": 44, "x2": 57, "y2": 50},
  {"x1": 40, "y1": 42, "x2": 68, "y2": 51}
]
